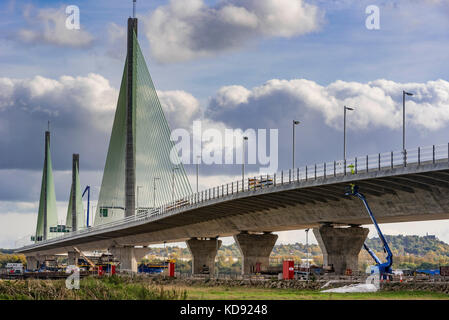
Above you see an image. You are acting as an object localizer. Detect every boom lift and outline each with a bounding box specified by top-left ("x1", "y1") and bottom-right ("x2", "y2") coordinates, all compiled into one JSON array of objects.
[{"x1": 345, "y1": 185, "x2": 393, "y2": 278}]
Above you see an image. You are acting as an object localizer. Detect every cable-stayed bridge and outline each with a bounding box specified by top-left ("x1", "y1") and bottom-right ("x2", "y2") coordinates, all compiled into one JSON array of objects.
[{"x1": 15, "y1": 17, "x2": 449, "y2": 276}]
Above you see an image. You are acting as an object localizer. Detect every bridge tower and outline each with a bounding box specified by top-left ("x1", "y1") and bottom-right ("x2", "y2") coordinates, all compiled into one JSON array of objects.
[
  {"x1": 125, "y1": 17, "x2": 137, "y2": 218},
  {"x1": 34, "y1": 130, "x2": 58, "y2": 242},
  {"x1": 65, "y1": 154, "x2": 85, "y2": 232},
  {"x1": 95, "y1": 14, "x2": 192, "y2": 226}
]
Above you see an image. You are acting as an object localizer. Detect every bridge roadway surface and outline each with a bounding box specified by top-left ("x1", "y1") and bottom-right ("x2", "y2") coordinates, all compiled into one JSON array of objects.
[{"x1": 16, "y1": 160, "x2": 449, "y2": 256}]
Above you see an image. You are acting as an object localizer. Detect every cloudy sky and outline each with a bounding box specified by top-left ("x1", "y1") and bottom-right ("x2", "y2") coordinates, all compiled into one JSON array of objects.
[{"x1": 1, "y1": 0, "x2": 449, "y2": 248}]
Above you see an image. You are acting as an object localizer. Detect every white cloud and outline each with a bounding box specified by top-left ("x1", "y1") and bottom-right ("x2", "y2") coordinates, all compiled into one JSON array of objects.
[
  {"x1": 17, "y1": 6, "x2": 94, "y2": 48},
  {"x1": 0, "y1": 73, "x2": 204, "y2": 171},
  {"x1": 157, "y1": 90, "x2": 201, "y2": 129},
  {"x1": 0, "y1": 73, "x2": 117, "y2": 131},
  {"x1": 208, "y1": 78, "x2": 449, "y2": 131},
  {"x1": 105, "y1": 22, "x2": 126, "y2": 60},
  {"x1": 143, "y1": 0, "x2": 324, "y2": 63}
]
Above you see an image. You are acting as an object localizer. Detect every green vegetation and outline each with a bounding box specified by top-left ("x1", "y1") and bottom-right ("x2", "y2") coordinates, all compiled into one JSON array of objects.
[
  {"x1": 2, "y1": 277, "x2": 448, "y2": 300},
  {"x1": 0, "y1": 276, "x2": 187, "y2": 300},
  {"x1": 363, "y1": 235, "x2": 449, "y2": 270},
  {"x1": 0, "y1": 253, "x2": 26, "y2": 268},
  {"x1": 179, "y1": 286, "x2": 449, "y2": 300}
]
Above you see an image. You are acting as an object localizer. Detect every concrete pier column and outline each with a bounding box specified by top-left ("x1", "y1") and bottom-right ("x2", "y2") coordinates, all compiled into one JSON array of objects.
[
  {"x1": 313, "y1": 225, "x2": 369, "y2": 275},
  {"x1": 186, "y1": 238, "x2": 222, "y2": 275},
  {"x1": 67, "y1": 251, "x2": 80, "y2": 266},
  {"x1": 26, "y1": 256, "x2": 39, "y2": 271},
  {"x1": 234, "y1": 232, "x2": 278, "y2": 275},
  {"x1": 110, "y1": 247, "x2": 148, "y2": 273}
]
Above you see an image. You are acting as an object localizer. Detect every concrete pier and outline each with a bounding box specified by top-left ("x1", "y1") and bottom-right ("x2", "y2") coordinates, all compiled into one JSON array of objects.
[
  {"x1": 67, "y1": 251, "x2": 80, "y2": 266},
  {"x1": 110, "y1": 246, "x2": 148, "y2": 273},
  {"x1": 186, "y1": 238, "x2": 222, "y2": 275},
  {"x1": 234, "y1": 232, "x2": 278, "y2": 275},
  {"x1": 26, "y1": 256, "x2": 39, "y2": 271},
  {"x1": 313, "y1": 225, "x2": 369, "y2": 275}
]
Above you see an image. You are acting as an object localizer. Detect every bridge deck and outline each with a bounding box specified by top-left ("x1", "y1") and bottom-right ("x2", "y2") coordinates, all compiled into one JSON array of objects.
[{"x1": 16, "y1": 156, "x2": 449, "y2": 255}]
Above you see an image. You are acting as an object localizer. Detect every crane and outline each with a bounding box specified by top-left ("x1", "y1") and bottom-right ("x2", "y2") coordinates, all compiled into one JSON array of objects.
[
  {"x1": 345, "y1": 184, "x2": 393, "y2": 278},
  {"x1": 73, "y1": 246, "x2": 96, "y2": 269}
]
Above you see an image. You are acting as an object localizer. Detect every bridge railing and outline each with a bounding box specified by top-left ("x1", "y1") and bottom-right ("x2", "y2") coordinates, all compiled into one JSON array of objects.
[
  {"x1": 181, "y1": 143, "x2": 449, "y2": 207},
  {"x1": 24, "y1": 143, "x2": 449, "y2": 249}
]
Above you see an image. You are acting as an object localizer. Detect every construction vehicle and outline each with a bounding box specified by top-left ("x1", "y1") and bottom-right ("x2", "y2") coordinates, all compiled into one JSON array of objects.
[
  {"x1": 345, "y1": 185, "x2": 393, "y2": 279},
  {"x1": 138, "y1": 259, "x2": 175, "y2": 274}
]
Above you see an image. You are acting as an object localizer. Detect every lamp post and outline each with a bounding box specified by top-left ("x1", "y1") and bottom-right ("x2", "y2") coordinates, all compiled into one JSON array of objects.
[
  {"x1": 242, "y1": 136, "x2": 248, "y2": 189},
  {"x1": 136, "y1": 185, "x2": 143, "y2": 213},
  {"x1": 402, "y1": 90, "x2": 414, "y2": 156},
  {"x1": 344, "y1": 106, "x2": 355, "y2": 161},
  {"x1": 292, "y1": 120, "x2": 300, "y2": 169},
  {"x1": 153, "y1": 177, "x2": 160, "y2": 208},
  {"x1": 305, "y1": 228, "x2": 310, "y2": 267},
  {"x1": 196, "y1": 155, "x2": 201, "y2": 193},
  {"x1": 172, "y1": 167, "x2": 179, "y2": 202}
]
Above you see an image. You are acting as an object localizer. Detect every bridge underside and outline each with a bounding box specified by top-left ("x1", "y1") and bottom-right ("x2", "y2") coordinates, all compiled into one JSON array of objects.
[{"x1": 17, "y1": 162, "x2": 449, "y2": 256}]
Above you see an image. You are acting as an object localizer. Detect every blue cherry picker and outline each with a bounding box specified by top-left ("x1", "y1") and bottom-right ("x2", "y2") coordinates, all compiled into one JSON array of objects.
[{"x1": 345, "y1": 184, "x2": 393, "y2": 279}]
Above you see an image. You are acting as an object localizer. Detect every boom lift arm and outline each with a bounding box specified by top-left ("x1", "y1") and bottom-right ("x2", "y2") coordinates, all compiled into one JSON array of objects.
[{"x1": 345, "y1": 185, "x2": 393, "y2": 275}]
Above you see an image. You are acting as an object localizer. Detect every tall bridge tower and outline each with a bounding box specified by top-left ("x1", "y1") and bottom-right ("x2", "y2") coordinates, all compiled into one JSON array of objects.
[
  {"x1": 94, "y1": 12, "x2": 192, "y2": 226},
  {"x1": 125, "y1": 17, "x2": 138, "y2": 218}
]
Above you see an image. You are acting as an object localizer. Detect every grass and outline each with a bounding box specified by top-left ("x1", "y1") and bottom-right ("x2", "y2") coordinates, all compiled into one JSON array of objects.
[
  {"x1": 166, "y1": 285, "x2": 449, "y2": 300},
  {"x1": 1, "y1": 277, "x2": 448, "y2": 300},
  {"x1": 0, "y1": 276, "x2": 187, "y2": 300}
]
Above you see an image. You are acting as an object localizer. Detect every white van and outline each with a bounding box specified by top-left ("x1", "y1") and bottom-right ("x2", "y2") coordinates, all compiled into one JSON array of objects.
[{"x1": 6, "y1": 263, "x2": 23, "y2": 274}]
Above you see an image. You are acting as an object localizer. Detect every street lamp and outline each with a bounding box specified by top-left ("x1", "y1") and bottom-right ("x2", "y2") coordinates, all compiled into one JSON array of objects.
[
  {"x1": 172, "y1": 167, "x2": 179, "y2": 202},
  {"x1": 402, "y1": 90, "x2": 414, "y2": 153},
  {"x1": 92, "y1": 205, "x2": 96, "y2": 225},
  {"x1": 344, "y1": 106, "x2": 355, "y2": 161},
  {"x1": 292, "y1": 120, "x2": 300, "y2": 169},
  {"x1": 196, "y1": 155, "x2": 201, "y2": 193},
  {"x1": 136, "y1": 185, "x2": 143, "y2": 211},
  {"x1": 242, "y1": 136, "x2": 248, "y2": 188},
  {"x1": 305, "y1": 228, "x2": 310, "y2": 280},
  {"x1": 153, "y1": 177, "x2": 160, "y2": 208}
]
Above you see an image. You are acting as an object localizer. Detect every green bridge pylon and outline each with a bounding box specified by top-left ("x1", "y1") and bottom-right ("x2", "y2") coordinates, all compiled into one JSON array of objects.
[
  {"x1": 34, "y1": 131, "x2": 58, "y2": 242},
  {"x1": 94, "y1": 18, "x2": 191, "y2": 226}
]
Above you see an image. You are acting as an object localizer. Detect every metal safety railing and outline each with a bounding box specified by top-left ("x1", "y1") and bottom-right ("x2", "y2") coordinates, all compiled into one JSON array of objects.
[{"x1": 23, "y1": 143, "x2": 449, "y2": 249}]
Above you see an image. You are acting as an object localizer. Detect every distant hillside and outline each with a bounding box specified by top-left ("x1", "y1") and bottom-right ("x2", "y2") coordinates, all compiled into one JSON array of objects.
[
  {"x1": 365, "y1": 234, "x2": 449, "y2": 257},
  {"x1": 0, "y1": 249, "x2": 14, "y2": 254}
]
